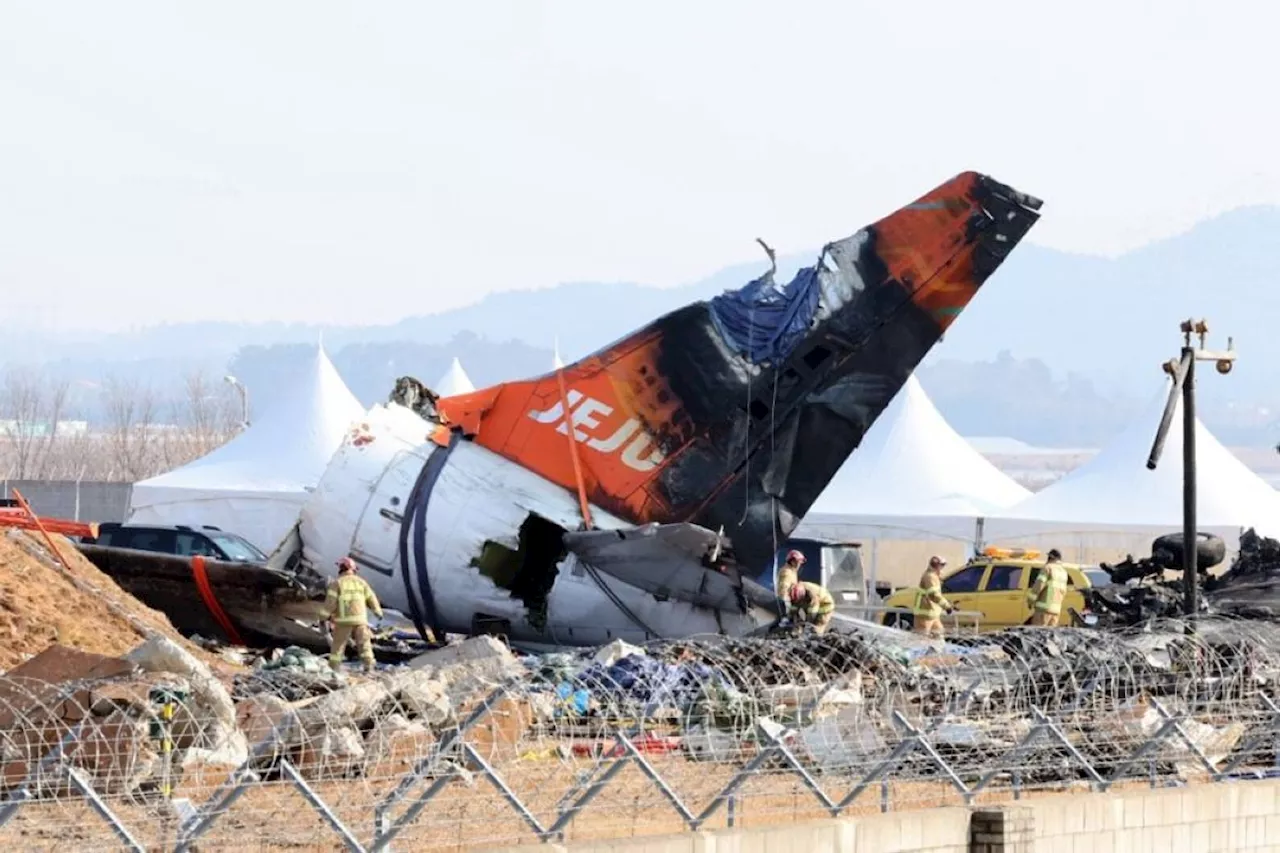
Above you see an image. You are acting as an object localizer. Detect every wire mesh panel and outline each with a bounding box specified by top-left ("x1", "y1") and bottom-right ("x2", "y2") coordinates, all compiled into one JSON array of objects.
[{"x1": 2, "y1": 618, "x2": 1280, "y2": 850}]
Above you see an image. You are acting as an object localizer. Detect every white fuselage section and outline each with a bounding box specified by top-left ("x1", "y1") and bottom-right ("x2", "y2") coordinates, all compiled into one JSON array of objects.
[{"x1": 298, "y1": 404, "x2": 771, "y2": 647}]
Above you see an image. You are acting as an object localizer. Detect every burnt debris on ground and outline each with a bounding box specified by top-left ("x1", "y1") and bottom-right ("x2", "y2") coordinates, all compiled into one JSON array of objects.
[
  {"x1": 13, "y1": 512, "x2": 1280, "y2": 805},
  {"x1": 1089, "y1": 528, "x2": 1280, "y2": 626},
  {"x1": 2, "y1": 621, "x2": 1279, "y2": 808}
]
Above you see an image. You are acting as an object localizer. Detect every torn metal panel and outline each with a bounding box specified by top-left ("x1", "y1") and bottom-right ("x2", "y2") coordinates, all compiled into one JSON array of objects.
[
  {"x1": 708, "y1": 250, "x2": 822, "y2": 365},
  {"x1": 389, "y1": 375, "x2": 444, "y2": 423},
  {"x1": 74, "y1": 544, "x2": 323, "y2": 646},
  {"x1": 437, "y1": 172, "x2": 1042, "y2": 570},
  {"x1": 563, "y1": 523, "x2": 755, "y2": 612}
]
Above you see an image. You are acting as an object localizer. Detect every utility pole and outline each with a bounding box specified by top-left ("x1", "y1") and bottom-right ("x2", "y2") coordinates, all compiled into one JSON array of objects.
[{"x1": 1145, "y1": 319, "x2": 1236, "y2": 632}]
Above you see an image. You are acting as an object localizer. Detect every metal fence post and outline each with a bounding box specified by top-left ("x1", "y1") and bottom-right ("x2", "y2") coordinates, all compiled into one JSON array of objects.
[{"x1": 74, "y1": 468, "x2": 85, "y2": 521}]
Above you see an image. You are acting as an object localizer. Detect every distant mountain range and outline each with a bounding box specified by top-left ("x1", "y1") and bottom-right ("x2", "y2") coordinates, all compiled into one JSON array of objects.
[{"x1": 5, "y1": 205, "x2": 1279, "y2": 446}]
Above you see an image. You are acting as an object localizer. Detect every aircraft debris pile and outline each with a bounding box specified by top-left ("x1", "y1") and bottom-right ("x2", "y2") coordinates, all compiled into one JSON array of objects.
[
  {"x1": 1088, "y1": 528, "x2": 1280, "y2": 627},
  {"x1": 0, "y1": 634, "x2": 530, "y2": 797},
  {"x1": 1198, "y1": 528, "x2": 1280, "y2": 619},
  {"x1": 5, "y1": 620, "x2": 1280, "y2": 806},
  {"x1": 511, "y1": 622, "x2": 1275, "y2": 780}
]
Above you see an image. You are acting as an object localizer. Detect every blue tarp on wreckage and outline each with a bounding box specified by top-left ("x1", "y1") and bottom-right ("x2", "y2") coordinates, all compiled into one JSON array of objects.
[{"x1": 709, "y1": 260, "x2": 823, "y2": 365}]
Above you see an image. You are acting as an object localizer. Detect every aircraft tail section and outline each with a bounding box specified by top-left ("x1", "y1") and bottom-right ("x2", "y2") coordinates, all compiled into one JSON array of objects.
[{"x1": 438, "y1": 171, "x2": 1041, "y2": 567}]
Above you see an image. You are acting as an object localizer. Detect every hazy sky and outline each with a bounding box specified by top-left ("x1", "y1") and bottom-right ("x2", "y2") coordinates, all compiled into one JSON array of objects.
[{"x1": 2, "y1": 1, "x2": 1277, "y2": 333}]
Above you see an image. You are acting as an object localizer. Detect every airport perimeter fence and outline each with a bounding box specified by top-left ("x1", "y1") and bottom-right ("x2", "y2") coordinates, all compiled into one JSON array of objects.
[
  {"x1": 0, "y1": 479, "x2": 133, "y2": 523},
  {"x1": 4, "y1": 621, "x2": 1280, "y2": 851}
]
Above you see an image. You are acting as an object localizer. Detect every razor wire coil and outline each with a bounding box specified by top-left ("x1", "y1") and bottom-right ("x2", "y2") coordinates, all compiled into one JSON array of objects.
[{"x1": 2, "y1": 617, "x2": 1280, "y2": 851}]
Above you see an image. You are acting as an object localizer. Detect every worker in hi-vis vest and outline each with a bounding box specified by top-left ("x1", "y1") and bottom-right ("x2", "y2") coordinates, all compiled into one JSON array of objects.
[
  {"x1": 322, "y1": 557, "x2": 384, "y2": 673},
  {"x1": 787, "y1": 581, "x2": 836, "y2": 634},
  {"x1": 1027, "y1": 548, "x2": 1068, "y2": 627},
  {"x1": 776, "y1": 549, "x2": 805, "y2": 603},
  {"x1": 912, "y1": 555, "x2": 954, "y2": 638}
]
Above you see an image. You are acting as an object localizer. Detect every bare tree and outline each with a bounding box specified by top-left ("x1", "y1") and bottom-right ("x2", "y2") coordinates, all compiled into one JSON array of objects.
[
  {"x1": 181, "y1": 370, "x2": 238, "y2": 454},
  {"x1": 0, "y1": 366, "x2": 70, "y2": 479},
  {"x1": 52, "y1": 429, "x2": 100, "y2": 480},
  {"x1": 101, "y1": 377, "x2": 159, "y2": 481},
  {"x1": 35, "y1": 381, "x2": 69, "y2": 478},
  {"x1": 156, "y1": 370, "x2": 238, "y2": 469}
]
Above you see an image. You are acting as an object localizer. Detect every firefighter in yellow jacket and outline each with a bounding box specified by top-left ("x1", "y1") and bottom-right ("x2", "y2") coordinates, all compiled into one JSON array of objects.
[
  {"x1": 1027, "y1": 549, "x2": 1068, "y2": 627},
  {"x1": 323, "y1": 557, "x2": 384, "y2": 673},
  {"x1": 787, "y1": 581, "x2": 836, "y2": 634},
  {"x1": 776, "y1": 549, "x2": 805, "y2": 603},
  {"x1": 913, "y1": 556, "x2": 953, "y2": 638}
]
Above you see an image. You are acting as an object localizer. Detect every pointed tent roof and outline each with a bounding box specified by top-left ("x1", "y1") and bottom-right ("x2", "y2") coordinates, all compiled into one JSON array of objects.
[
  {"x1": 434, "y1": 357, "x2": 475, "y2": 397},
  {"x1": 128, "y1": 345, "x2": 365, "y2": 550},
  {"x1": 552, "y1": 338, "x2": 565, "y2": 369},
  {"x1": 998, "y1": 383, "x2": 1280, "y2": 530},
  {"x1": 135, "y1": 345, "x2": 363, "y2": 493},
  {"x1": 811, "y1": 375, "x2": 1031, "y2": 517}
]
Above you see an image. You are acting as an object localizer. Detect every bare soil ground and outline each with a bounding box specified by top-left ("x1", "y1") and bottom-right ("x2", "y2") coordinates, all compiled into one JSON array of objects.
[
  {"x1": 0, "y1": 529, "x2": 221, "y2": 672},
  {"x1": 0, "y1": 758, "x2": 1179, "y2": 852}
]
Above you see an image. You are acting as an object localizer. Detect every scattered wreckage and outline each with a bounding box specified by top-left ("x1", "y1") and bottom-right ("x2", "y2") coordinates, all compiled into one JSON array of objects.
[
  {"x1": 3, "y1": 617, "x2": 1278, "y2": 816},
  {"x1": 71, "y1": 543, "x2": 433, "y2": 662},
  {"x1": 1086, "y1": 528, "x2": 1280, "y2": 627}
]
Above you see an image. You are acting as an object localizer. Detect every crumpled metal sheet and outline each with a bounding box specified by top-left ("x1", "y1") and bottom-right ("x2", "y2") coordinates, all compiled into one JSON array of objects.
[
  {"x1": 1089, "y1": 529, "x2": 1280, "y2": 626},
  {"x1": 563, "y1": 522, "x2": 758, "y2": 613},
  {"x1": 709, "y1": 260, "x2": 823, "y2": 365},
  {"x1": 1204, "y1": 528, "x2": 1280, "y2": 618}
]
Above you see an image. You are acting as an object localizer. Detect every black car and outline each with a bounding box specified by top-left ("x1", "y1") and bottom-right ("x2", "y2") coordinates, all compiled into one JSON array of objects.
[{"x1": 81, "y1": 523, "x2": 269, "y2": 563}]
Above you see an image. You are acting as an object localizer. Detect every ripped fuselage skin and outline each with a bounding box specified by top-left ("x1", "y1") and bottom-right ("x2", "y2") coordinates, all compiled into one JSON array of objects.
[{"x1": 300, "y1": 412, "x2": 770, "y2": 647}]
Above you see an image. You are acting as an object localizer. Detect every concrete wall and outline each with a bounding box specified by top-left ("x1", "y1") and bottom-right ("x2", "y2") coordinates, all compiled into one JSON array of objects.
[
  {"x1": 485, "y1": 779, "x2": 1280, "y2": 853},
  {"x1": 1027, "y1": 781, "x2": 1280, "y2": 853},
  {"x1": 0, "y1": 479, "x2": 133, "y2": 522}
]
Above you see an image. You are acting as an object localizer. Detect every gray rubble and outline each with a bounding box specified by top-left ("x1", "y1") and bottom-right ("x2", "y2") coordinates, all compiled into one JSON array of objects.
[
  {"x1": 127, "y1": 635, "x2": 248, "y2": 769},
  {"x1": 5, "y1": 615, "x2": 1280, "y2": 802}
]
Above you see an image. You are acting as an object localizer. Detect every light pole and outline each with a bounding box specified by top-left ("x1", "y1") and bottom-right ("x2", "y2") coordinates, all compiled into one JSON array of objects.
[
  {"x1": 224, "y1": 375, "x2": 250, "y2": 430},
  {"x1": 1145, "y1": 319, "x2": 1236, "y2": 631}
]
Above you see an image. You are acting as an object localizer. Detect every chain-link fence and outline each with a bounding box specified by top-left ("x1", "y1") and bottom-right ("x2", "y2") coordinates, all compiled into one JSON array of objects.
[
  {"x1": 3, "y1": 620, "x2": 1280, "y2": 851},
  {"x1": 0, "y1": 480, "x2": 133, "y2": 523}
]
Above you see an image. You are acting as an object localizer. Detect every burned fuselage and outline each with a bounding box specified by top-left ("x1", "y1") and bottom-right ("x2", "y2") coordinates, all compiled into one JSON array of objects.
[
  {"x1": 300, "y1": 404, "x2": 767, "y2": 647},
  {"x1": 296, "y1": 171, "x2": 1043, "y2": 647}
]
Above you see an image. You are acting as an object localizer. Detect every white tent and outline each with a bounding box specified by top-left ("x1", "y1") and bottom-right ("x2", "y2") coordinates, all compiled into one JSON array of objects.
[
  {"x1": 986, "y1": 383, "x2": 1280, "y2": 537},
  {"x1": 434, "y1": 357, "x2": 475, "y2": 397},
  {"x1": 128, "y1": 345, "x2": 365, "y2": 552},
  {"x1": 806, "y1": 375, "x2": 1031, "y2": 528}
]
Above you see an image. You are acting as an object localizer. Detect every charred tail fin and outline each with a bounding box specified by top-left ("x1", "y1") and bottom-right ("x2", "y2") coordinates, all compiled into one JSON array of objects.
[{"x1": 439, "y1": 172, "x2": 1041, "y2": 566}]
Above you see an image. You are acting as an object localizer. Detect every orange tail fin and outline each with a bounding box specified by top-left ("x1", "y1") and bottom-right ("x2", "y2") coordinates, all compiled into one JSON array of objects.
[{"x1": 439, "y1": 171, "x2": 1041, "y2": 567}]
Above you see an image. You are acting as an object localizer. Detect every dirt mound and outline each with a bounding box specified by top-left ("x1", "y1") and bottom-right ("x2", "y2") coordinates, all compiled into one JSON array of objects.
[{"x1": 0, "y1": 528, "x2": 218, "y2": 672}]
